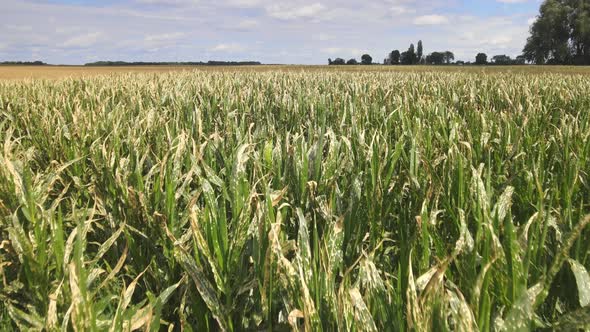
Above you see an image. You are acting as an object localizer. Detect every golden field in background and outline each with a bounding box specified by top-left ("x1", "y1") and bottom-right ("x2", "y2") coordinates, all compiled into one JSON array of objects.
[{"x1": 2, "y1": 64, "x2": 590, "y2": 80}]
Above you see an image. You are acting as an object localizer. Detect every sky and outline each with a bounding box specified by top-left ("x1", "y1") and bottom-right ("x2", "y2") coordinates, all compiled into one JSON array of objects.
[{"x1": 0, "y1": 0, "x2": 542, "y2": 64}]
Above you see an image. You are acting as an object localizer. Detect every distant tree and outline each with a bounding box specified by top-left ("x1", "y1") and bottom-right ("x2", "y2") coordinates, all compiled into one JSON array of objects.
[
  {"x1": 475, "y1": 53, "x2": 488, "y2": 65},
  {"x1": 491, "y1": 54, "x2": 512, "y2": 65},
  {"x1": 328, "y1": 58, "x2": 333, "y2": 65},
  {"x1": 425, "y1": 52, "x2": 445, "y2": 65},
  {"x1": 361, "y1": 54, "x2": 373, "y2": 65},
  {"x1": 388, "y1": 50, "x2": 401, "y2": 65},
  {"x1": 401, "y1": 44, "x2": 417, "y2": 65},
  {"x1": 331, "y1": 58, "x2": 346, "y2": 65},
  {"x1": 347, "y1": 58, "x2": 358, "y2": 65},
  {"x1": 488, "y1": 54, "x2": 527, "y2": 65},
  {"x1": 417, "y1": 40, "x2": 423, "y2": 63},
  {"x1": 409, "y1": 44, "x2": 417, "y2": 64},
  {"x1": 443, "y1": 51, "x2": 455, "y2": 64}
]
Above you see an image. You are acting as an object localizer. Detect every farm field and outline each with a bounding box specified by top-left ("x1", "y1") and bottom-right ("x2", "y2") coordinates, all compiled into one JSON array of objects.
[
  {"x1": 0, "y1": 68, "x2": 589, "y2": 331},
  {"x1": 0, "y1": 65, "x2": 242, "y2": 80},
  {"x1": 3, "y1": 64, "x2": 590, "y2": 80}
]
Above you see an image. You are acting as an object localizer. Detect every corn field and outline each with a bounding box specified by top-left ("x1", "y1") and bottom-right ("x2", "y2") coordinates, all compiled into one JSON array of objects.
[{"x1": 0, "y1": 70, "x2": 589, "y2": 331}]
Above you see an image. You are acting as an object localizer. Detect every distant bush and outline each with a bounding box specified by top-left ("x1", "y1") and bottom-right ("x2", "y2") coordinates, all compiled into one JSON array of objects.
[
  {"x1": 84, "y1": 61, "x2": 262, "y2": 66},
  {"x1": 329, "y1": 58, "x2": 346, "y2": 65},
  {"x1": 0, "y1": 61, "x2": 47, "y2": 66}
]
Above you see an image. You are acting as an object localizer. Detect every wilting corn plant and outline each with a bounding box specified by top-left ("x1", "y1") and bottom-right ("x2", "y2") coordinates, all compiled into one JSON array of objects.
[{"x1": 0, "y1": 69, "x2": 589, "y2": 331}]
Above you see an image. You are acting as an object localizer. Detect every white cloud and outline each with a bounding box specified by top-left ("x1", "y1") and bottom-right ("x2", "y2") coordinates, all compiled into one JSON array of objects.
[
  {"x1": 4, "y1": 24, "x2": 33, "y2": 32},
  {"x1": 55, "y1": 26, "x2": 83, "y2": 34},
  {"x1": 436, "y1": 15, "x2": 530, "y2": 60},
  {"x1": 237, "y1": 19, "x2": 259, "y2": 29},
  {"x1": 312, "y1": 33, "x2": 333, "y2": 41},
  {"x1": 210, "y1": 43, "x2": 246, "y2": 52},
  {"x1": 144, "y1": 32, "x2": 186, "y2": 42},
  {"x1": 320, "y1": 47, "x2": 344, "y2": 55},
  {"x1": 135, "y1": 0, "x2": 200, "y2": 5},
  {"x1": 60, "y1": 32, "x2": 103, "y2": 48},
  {"x1": 142, "y1": 32, "x2": 186, "y2": 50},
  {"x1": 413, "y1": 15, "x2": 449, "y2": 25},
  {"x1": 527, "y1": 17, "x2": 536, "y2": 25},
  {"x1": 320, "y1": 47, "x2": 370, "y2": 58},
  {"x1": 390, "y1": 5, "x2": 415, "y2": 16},
  {"x1": 227, "y1": 0, "x2": 263, "y2": 7},
  {"x1": 267, "y1": 3, "x2": 326, "y2": 20},
  {"x1": 488, "y1": 36, "x2": 513, "y2": 46}
]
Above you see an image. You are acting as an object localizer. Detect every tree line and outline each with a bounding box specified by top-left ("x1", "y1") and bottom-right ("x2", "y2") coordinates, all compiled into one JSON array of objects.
[
  {"x1": 0, "y1": 60, "x2": 263, "y2": 67},
  {"x1": 84, "y1": 61, "x2": 262, "y2": 66},
  {"x1": 0, "y1": 61, "x2": 47, "y2": 66},
  {"x1": 328, "y1": 40, "x2": 527, "y2": 66}
]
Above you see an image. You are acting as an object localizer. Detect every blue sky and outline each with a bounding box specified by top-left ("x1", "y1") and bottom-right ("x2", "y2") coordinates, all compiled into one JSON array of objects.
[{"x1": 0, "y1": 0, "x2": 542, "y2": 64}]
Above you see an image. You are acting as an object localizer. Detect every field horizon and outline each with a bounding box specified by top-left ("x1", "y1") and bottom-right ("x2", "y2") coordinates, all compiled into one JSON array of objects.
[{"x1": 3, "y1": 64, "x2": 590, "y2": 80}]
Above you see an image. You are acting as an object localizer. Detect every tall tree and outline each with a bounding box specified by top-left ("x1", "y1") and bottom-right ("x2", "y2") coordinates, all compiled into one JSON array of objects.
[
  {"x1": 425, "y1": 52, "x2": 445, "y2": 65},
  {"x1": 417, "y1": 40, "x2": 423, "y2": 63},
  {"x1": 409, "y1": 44, "x2": 417, "y2": 64},
  {"x1": 475, "y1": 53, "x2": 488, "y2": 65},
  {"x1": 570, "y1": 0, "x2": 590, "y2": 64},
  {"x1": 524, "y1": 0, "x2": 590, "y2": 64},
  {"x1": 401, "y1": 44, "x2": 417, "y2": 65},
  {"x1": 361, "y1": 54, "x2": 373, "y2": 65},
  {"x1": 443, "y1": 51, "x2": 455, "y2": 64},
  {"x1": 389, "y1": 50, "x2": 401, "y2": 65}
]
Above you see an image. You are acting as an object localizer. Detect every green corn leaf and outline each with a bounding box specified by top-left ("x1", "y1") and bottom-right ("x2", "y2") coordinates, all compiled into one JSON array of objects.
[{"x1": 568, "y1": 259, "x2": 590, "y2": 308}]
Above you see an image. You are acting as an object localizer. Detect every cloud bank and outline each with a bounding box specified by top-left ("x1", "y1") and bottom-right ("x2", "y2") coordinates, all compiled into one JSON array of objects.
[{"x1": 0, "y1": 0, "x2": 539, "y2": 64}]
